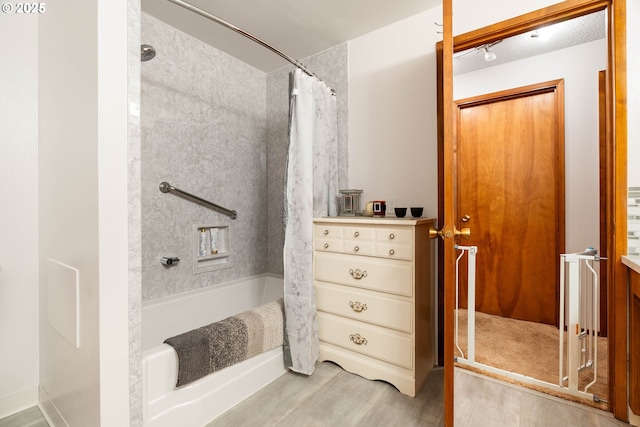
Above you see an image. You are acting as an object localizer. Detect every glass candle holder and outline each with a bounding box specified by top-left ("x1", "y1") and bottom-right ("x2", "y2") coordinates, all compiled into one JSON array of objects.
[{"x1": 339, "y1": 189, "x2": 363, "y2": 216}]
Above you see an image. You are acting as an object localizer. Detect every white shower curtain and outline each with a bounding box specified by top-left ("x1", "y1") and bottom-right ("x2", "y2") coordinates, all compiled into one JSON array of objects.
[{"x1": 283, "y1": 69, "x2": 338, "y2": 375}]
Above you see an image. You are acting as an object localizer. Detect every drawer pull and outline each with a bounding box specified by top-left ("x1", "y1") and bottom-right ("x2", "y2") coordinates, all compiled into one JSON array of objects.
[
  {"x1": 389, "y1": 249, "x2": 395, "y2": 256},
  {"x1": 349, "y1": 301, "x2": 368, "y2": 313},
  {"x1": 324, "y1": 229, "x2": 329, "y2": 235},
  {"x1": 349, "y1": 333, "x2": 368, "y2": 346},
  {"x1": 389, "y1": 233, "x2": 395, "y2": 240},
  {"x1": 354, "y1": 245, "x2": 360, "y2": 252},
  {"x1": 349, "y1": 268, "x2": 368, "y2": 280},
  {"x1": 324, "y1": 243, "x2": 329, "y2": 249}
]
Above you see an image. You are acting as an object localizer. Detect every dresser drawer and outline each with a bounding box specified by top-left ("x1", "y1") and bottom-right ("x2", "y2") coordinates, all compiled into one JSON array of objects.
[
  {"x1": 318, "y1": 312, "x2": 413, "y2": 369},
  {"x1": 343, "y1": 226, "x2": 375, "y2": 241},
  {"x1": 315, "y1": 224, "x2": 344, "y2": 240},
  {"x1": 314, "y1": 238, "x2": 344, "y2": 252},
  {"x1": 375, "y1": 227, "x2": 412, "y2": 245},
  {"x1": 314, "y1": 252, "x2": 413, "y2": 297},
  {"x1": 314, "y1": 223, "x2": 413, "y2": 260},
  {"x1": 341, "y1": 240, "x2": 375, "y2": 256},
  {"x1": 316, "y1": 283, "x2": 412, "y2": 333}
]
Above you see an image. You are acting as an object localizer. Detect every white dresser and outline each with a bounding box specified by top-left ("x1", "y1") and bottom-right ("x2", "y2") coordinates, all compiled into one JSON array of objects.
[{"x1": 313, "y1": 217, "x2": 435, "y2": 397}]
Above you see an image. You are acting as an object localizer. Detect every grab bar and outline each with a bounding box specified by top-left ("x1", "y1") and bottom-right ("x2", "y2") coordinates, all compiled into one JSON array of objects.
[{"x1": 159, "y1": 182, "x2": 237, "y2": 219}]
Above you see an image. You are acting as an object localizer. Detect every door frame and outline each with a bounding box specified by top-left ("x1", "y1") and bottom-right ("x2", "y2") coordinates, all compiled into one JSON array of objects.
[{"x1": 438, "y1": 0, "x2": 628, "y2": 424}]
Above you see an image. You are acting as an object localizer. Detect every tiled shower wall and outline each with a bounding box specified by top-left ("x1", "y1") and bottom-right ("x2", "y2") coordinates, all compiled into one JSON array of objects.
[
  {"x1": 141, "y1": 13, "x2": 348, "y2": 301},
  {"x1": 141, "y1": 13, "x2": 267, "y2": 301}
]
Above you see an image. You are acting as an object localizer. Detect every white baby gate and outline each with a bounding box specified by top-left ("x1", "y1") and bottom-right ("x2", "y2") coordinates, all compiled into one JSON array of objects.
[
  {"x1": 454, "y1": 245, "x2": 604, "y2": 402},
  {"x1": 559, "y1": 247, "x2": 603, "y2": 400}
]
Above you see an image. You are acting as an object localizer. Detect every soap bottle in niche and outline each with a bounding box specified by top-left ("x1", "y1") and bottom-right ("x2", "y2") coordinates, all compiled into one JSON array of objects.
[
  {"x1": 199, "y1": 228, "x2": 208, "y2": 256},
  {"x1": 209, "y1": 227, "x2": 219, "y2": 254}
]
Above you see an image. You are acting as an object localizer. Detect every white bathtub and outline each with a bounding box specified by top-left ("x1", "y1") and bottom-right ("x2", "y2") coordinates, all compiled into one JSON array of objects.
[{"x1": 142, "y1": 274, "x2": 286, "y2": 427}]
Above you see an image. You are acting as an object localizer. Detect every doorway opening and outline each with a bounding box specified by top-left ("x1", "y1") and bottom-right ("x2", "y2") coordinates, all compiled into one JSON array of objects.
[{"x1": 437, "y1": 4, "x2": 612, "y2": 412}]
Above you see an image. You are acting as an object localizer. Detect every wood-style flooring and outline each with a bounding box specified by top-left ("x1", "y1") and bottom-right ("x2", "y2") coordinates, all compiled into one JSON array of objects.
[
  {"x1": 208, "y1": 362, "x2": 628, "y2": 427},
  {"x1": 0, "y1": 407, "x2": 48, "y2": 427},
  {"x1": 209, "y1": 360, "x2": 444, "y2": 427},
  {"x1": 1, "y1": 363, "x2": 629, "y2": 427}
]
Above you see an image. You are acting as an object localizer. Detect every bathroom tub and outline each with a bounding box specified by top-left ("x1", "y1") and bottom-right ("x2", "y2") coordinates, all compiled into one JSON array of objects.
[{"x1": 142, "y1": 274, "x2": 286, "y2": 427}]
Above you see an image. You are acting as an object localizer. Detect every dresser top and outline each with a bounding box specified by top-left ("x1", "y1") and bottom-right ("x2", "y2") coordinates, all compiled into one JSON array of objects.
[
  {"x1": 622, "y1": 255, "x2": 640, "y2": 274},
  {"x1": 314, "y1": 216, "x2": 436, "y2": 226}
]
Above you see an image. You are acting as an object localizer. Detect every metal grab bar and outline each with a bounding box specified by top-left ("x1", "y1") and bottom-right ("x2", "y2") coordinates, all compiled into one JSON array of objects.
[{"x1": 159, "y1": 182, "x2": 237, "y2": 219}]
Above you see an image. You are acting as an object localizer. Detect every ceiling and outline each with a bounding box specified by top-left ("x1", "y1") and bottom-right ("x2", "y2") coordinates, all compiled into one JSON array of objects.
[
  {"x1": 140, "y1": 2, "x2": 606, "y2": 76},
  {"x1": 141, "y1": 0, "x2": 442, "y2": 72},
  {"x1": 453, "y1": 10, "x2": 607, "y2": 75}
]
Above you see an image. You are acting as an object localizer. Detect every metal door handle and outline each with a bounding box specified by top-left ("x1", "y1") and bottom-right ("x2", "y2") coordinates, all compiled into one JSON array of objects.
[
  {"x1": 461, "y1": 215, "x2": 471, "y2": 222},
  {"x1": 429, "y1": 227, "x2": 452, "y2": 239},
  {"x1": 455, "y1": 227, "x2": 471, "y2": 239},
  {"x1": 430, "y1": 227, "x2": 469, "y2": 239}
]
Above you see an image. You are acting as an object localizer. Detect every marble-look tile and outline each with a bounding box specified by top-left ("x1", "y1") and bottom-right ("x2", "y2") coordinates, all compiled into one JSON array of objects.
[
  {"x1": 141, "y1": 13, "x2": 267, "y2": 301},
  {"x1": 141, "y1": 12, "x2": 348, "y2": 298},
  {"x1": 128, "y1": 1, "x2": 143, "y2": 425}
]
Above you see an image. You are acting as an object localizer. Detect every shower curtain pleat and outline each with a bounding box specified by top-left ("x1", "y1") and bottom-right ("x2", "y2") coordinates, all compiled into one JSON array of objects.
[{"x1": 283, "y1": 68, "x2": 338, "y2": 375}]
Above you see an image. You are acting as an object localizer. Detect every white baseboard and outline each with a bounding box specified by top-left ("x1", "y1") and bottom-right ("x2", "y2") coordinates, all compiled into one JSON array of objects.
[
  {"x1": 38, "y1": 386, "x2": 68, "y2": 427},
  {"x1": 0, "y1": 385, "x2": 38, "y2": 419}
]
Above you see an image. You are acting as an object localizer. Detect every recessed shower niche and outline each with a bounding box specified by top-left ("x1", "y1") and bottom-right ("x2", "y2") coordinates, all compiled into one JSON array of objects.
[{"x1": 193, "y1": 224, "x2": 232, "y2": 273}]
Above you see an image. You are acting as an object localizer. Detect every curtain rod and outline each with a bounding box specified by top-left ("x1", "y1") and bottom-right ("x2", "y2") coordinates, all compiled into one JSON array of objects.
[{"x1": 165, "y1": 0, "x2": 334, "y2": 93}]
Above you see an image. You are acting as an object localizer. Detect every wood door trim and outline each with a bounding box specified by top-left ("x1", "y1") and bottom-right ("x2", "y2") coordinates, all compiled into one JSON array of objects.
[
  {"x1": 598, "y1": 70, "x2": 609, "y2": 336},
  {"x1": 436, "y1": 0, "x2": 609, "y2": 55},
  {"x1": 609, "y1": 0, "x2": 627, "y2": 420},
  {"x1": 438, "y1": 0, "x2": 628, "y2": 421},
  {"x1": 441, "y1": 0, "x2": 454, "y2": 424},
  {"x1": 455, "y1": 78, "x2": 564, "y2": 107},
  {"x1": 452, "y1": 0, "x2": 608, "y2": 53}
]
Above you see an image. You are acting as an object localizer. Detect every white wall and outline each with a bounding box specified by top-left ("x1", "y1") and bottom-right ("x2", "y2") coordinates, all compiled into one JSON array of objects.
[
  {"x1": 455, "y1": 39, "x2": 607, "y2": 253},
  {"x1": 346, "y1": 0, "x2": 578, "y2": 219},
  {"x1": 38, "y1": 0, "x2": 100, "y2": 423},
  {"x1": 38, "y1": 0, "x2": 131, "y2": 425},
  {"x1": 97, "y1": 0, "x2": 132, "y2": 425},
  {"x1": 0, "y1": 14, "x2": 40, "y2": 419},
  {"x1": 348, "y1": 7, "x2": 443, "y2": 217}
]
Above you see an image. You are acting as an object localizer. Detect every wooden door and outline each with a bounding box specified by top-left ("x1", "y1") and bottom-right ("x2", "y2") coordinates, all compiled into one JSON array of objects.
[
  {"x1": 630, "y1": 270, "x2": 640, "y2": 416},
  {"x1": 456, "y1": 81, "x2": 565, "y2": 326}
]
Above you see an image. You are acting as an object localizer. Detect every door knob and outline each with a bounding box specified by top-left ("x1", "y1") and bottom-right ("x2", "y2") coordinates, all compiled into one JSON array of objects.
[
  {"x1": 430, "y1": 226, "x2": 470, "y2": 239},
  {"x1": 429, "y1": 227, "x2": 453, "y2": 239},
  {"x1": 455, "y1": 227, "x2": 471, "y2": 239},
  {"x1": 461, "y1": 215, "x2": 471, "y2": 222},
  {"x1": 429, "y1": 227, "x2": 443, "y2": 239}
]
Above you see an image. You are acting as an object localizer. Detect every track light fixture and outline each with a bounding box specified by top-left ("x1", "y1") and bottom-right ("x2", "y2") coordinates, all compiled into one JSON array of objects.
[{"x1": 483, "y1": 46, "x2": 497, "y2": 62}]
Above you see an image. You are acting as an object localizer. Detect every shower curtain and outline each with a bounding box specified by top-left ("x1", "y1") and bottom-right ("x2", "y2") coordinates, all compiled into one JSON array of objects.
[{"x1": 283, "y1": 68, "x2": 338, "y2": 375}]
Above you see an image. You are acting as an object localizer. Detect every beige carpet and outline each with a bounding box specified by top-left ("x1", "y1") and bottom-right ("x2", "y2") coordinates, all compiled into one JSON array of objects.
[{"x1": 454, "y1": 309, "x2": 609, "y2": 410}]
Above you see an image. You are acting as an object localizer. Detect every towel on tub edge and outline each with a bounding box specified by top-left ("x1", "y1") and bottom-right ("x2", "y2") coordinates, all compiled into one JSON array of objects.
[{"x1": 164, "y1": 298, "x2": 284, "y2": 387}]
